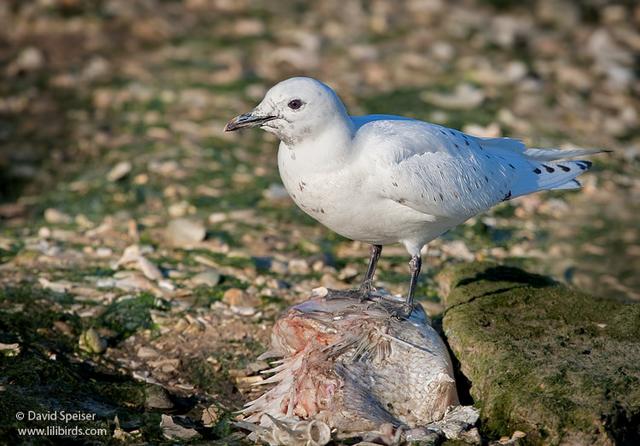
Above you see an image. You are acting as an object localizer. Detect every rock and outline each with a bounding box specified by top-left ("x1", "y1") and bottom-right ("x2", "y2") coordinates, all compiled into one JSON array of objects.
[
  {"x1": 192, "y1": 269, "x2": 221, "y2": 287},
  {"x1": 440, "y1": 262, "x2": 640, "y2": 445},
  {"x1": 145, "y1": 385, "x2": 174, "y2": 409},
  {"x1": 44, "y1": 208, "x2": 72, "y2": 224},
  {"x1": 288, "y1": 259, "x2": 310, "y2": 275},
  {"x1": 165, "y1": 218, "x2": 206, "y2": 247},
  {"x1": 159, "y1": 414, "x2": 200, "y2": 441},
  {"x1": 168, "y1": 200, "x2": 193, "y2": 218},
  {"x1": 462, "y1": 122, "x2": 502, "y2": 138},
  {"x1": 10, "y1": 47, "x2": 44, "y2": 74},
  {"x1": 201, "y1": 404, "x2": 219, "y2": 427},
  {"x1": 222, "y1": 288, "x2": 260, "y2": 316},
  {"x1": 338, "y1": 265, "x2": 359, "y2": 281},
  {"x1": 79, "y1": 328, "x2": 108, "y2": 354},
  {"x1": 269, "y1": 259, "x2": 288, "y2": 274},
  {"x1": 137, "y1": 256, "x2": 163, "y2": 281},
  {"x1": 442, "y1": 240, "x2": 475, "y2": 261},
  {"x1": 0, "y1": 342, "x2": 21, "y2": 357},
  {"x1": 82, "y1": 56, "x2": 111, "y2": 82},
  {"x1": 38, "y1": 277, "x2": 73, "y2": 293},
  {"x1": 116, "y1": 245, "x2": 163, "y2": 280},
  {"x1": 107, "y1": 161, "x2": 132, "y2": 182},
  {"x1": 420, "y1": 84, "x2": 485, "y2": 110},
  {"x1": 263, "y1": 183, "x2": 289, "y2": 201},
  {"x1": 136, "y1": 346, "x2": 159, "y2": 358}
]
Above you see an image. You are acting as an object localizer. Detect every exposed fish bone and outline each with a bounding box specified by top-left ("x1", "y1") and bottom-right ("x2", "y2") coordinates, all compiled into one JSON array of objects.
[{"x1": 239, "y1": 288, "x2": 474, "y2": 445}]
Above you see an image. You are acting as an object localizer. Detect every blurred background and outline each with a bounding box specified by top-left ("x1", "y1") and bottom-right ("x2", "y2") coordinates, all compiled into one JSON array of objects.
[{"x1": 0, "y1": 0, "x2": 638, "y2": 442}]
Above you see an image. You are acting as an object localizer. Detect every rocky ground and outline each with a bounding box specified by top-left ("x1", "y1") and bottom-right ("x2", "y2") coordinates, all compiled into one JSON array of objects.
[{"x1": 0, "y1": 0, "x2": 638, "y2": 444}]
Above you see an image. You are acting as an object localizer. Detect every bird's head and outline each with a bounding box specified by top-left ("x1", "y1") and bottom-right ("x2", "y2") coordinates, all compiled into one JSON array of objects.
[{"x1": 225, "y1": 77, "x2": 350, "y2": 145}]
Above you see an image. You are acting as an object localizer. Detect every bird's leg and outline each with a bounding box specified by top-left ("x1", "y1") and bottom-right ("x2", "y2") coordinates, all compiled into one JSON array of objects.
[
  {"x1": 358, "y1": 244, "x2": 382, "y2": 300},
  {"x1": 393, "y1": 254, "x2": 422, "y2": 318}
]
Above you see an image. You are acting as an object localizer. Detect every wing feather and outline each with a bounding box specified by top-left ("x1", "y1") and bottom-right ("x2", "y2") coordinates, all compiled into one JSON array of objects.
[
  {"x1": 355, "y1": 120, "x2": 515, "y2": 219},
  {"x1": 352, "y1": 118, "x2": 601, "y2": 220}
]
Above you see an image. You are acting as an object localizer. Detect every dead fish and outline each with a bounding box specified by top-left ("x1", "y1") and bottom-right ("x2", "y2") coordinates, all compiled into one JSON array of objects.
[{"x1": 238, "y1": 288, "x2": 466, "y2": 445}]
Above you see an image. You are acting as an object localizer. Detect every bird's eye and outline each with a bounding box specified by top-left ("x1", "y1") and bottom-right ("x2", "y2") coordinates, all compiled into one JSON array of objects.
[{"x1": 288, "y1": 99, "x2": 303, "y2": 110}]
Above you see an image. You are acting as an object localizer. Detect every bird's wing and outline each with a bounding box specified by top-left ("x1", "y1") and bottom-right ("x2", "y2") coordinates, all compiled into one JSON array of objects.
[{"x1": 353, "y1": 119, "x2": 595, "y2": 219}]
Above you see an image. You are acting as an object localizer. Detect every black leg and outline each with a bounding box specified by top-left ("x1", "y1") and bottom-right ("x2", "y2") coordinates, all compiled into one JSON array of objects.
[
  {"x1": 359, "y1": 244, "x2": 382, "y2": 297},
  {"x1": 402, "y1": 254, "x2": 422, "y2": 315}
]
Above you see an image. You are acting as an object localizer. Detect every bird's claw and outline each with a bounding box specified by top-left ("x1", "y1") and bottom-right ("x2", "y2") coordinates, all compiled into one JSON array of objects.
[
  {"x1": 390, "y1": 303, "x2": 413, "y2": 320},
  {"x1": 357, "y1": 281, "x2": 375, "y2": 302}
]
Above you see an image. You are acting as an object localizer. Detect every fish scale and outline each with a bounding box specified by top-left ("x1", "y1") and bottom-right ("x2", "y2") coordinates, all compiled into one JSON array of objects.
[{"x1": 241, "y1": 290, "x2": 458, "y2": 439}]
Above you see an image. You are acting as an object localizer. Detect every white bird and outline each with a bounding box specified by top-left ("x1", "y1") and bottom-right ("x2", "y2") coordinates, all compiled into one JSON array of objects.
[{"x1": 225, "y1": 77, "x2": 604, "y2": 315}]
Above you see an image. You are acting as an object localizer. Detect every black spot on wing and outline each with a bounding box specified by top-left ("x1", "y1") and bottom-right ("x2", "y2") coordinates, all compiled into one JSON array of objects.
[
  {"x1": 502, "y1": 190, "x2": 512, "y2": 201},
  {"x1": 542, "y1": 164, "x2": 555, "y2": 173},
  {"x1": 557, "y1": 164, "x2": 570, "y2": 172},
  {"x1": 533, "y1": 168, "x2": 542, "y2": 174}
]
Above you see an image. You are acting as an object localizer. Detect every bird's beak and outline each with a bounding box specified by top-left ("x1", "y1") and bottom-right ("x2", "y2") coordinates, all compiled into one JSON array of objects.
[{"x1": 224, "y1": 110, "x2": 277, "y2": 132}]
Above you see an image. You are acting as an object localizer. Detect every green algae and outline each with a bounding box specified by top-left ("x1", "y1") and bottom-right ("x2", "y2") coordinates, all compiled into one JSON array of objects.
[
  {"x1": 98, "y1": 293, "x2": 166, "y2": 340},
  {"x1": 0, "y1": 286, "x2": 166, "y2": 444},
  {"x1": 441, "y1": 262, "x2": 640, "y2": 445}
]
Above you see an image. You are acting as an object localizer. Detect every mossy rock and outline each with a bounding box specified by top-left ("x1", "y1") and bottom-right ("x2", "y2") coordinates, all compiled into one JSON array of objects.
[{"x1": 440, "y1": 262, "x2": 640, "y2": 445}]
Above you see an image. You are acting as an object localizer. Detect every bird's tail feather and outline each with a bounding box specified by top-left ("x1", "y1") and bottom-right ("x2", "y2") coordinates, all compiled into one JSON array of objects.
[
  {"x1": 533, "y1": 160, "x2": 592, "y2": 192},
  {"x1": 524, "y1": 147, "x2": 609, "y2": 161},
  {"x1": 512, "y1": 159, "x2": 593, "y2": 198}
]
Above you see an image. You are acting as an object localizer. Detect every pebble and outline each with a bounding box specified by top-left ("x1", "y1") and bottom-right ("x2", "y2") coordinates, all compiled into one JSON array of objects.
[
  {"x1": 191, "y1": 269, "x2": 222, "y2": 287},
  {"x1": 138, "y1": 256, "x2": 163, "y2": 280},
  {"x1": 270, "y1": 259, "x2": 288, "y2": 274},
  {"x1": 78, "y1": 328, "x2": 108, "y2": 354},
  {"x1": 145, "y1": 385, "x2": 174, "y2": 409},
  {"x1": 263, "y1": 183, "x2": 289, "y2": 201},
  {"x1": 288, "y1": 259, "x2": 310, "y2": 275},
  {"x1": 168, "y1": 201, "x2": 194, "y2": 218},
  {"x1": 160, "y1": 414, "x2": 200, "y2": 441},
  {"x1": 166, "y1": 218, "x2": 206, "y2": 247},
  {"x1": 96, "y1": 278, "x2": 116, "y2": 288},
  {"x1": 222, "y1": 288, "x2": 260, "y2": 316},
  {"x1": 11, "y1": 47, "x2": 44, "y2": 73},
  {"x1": 38, "y1": 277, "x2": 72, "y2": 293},
  {"x1": 158, "y1": 280, "x2": 175, "y2": 291},
  {"x1": 107, "y1": 161, "x2": 132, "y2": 182},
  {"x1": 0, "y1": 342, "x2": 21, "y2": 357},
  {"x1": 137, "y1": 346, "x2": 159, "y2": 358},
  {"x1": 421, "y1": 84, "x2": 485, "y2": 110},
  {"x1": 442, "y1": 240, "x2": 475, "y2": 262},
  {"x1": 82, "y1": 56, "x2": 111, "y2": 82},
  {"x1": 338, "y1": 266, "x2": 359, "y2": 281},
  {"x1": 114, "y1": 273, "x2": 157, "y2": 292},
  {"x1": 201, "y1": 405, "x2": 219, "y2": 427},
  {"x1": 44, "y1": 208, "x2": 72, "y2": 224},
  {"x1": 95, "y1": 247, "x2": 113, "y2": 257}
]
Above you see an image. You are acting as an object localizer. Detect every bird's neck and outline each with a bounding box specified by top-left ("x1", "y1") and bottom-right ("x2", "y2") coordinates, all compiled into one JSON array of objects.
[{"x1": 283, "y1": 115, "x2": 355, "y2": 171}]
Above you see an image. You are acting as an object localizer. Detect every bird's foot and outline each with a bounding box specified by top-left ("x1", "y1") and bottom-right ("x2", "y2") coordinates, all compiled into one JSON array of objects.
[
  {"x1": 356, "y1": 280, "x2": 376, "y2": 302},
  {"x1": 390, "y1": 303, "x2": 414, "y2": 320}
]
